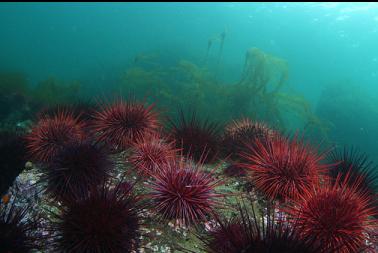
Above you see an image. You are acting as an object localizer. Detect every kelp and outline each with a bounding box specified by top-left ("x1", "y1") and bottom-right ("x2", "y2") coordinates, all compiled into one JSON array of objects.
[
  {"x1": 0, "y1": 72, "x2": 85, "y2": 128},
  {"x1": 0, "y1": 72, "x2": 31, "y2": 123},
  {"x1": 205, "y1": 30, "x2": 226, "y2": 64},
  {"x1": 0, "y1": 72, "x2": 29, "y2": 95},
  {"x1": 120, "y1": 47, "x2": 328, "y2": 137},
  {"x1": 120, "y1": 67, "x2": 174, "y2": 106},
  {"x1": 205, "y1": 29, "x2": 227, "y2": 79},
  {"x1": 240, "y1": 47, "x2": 288, "y2": 92},
  {"x1": 237, "y1": 47, "x2": 289, "y2": 125},
  {"x1": 276, "y1": 92, "x2": 332, "y2": 142},
  {"x1": 31, "y1": 77, "x2": 81, "y2": 107}
]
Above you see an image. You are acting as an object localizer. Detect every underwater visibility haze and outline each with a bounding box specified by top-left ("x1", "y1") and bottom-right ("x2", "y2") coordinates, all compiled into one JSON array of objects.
[{"x1": 0, "y1": 2, "x2": 378, "y2": 252}]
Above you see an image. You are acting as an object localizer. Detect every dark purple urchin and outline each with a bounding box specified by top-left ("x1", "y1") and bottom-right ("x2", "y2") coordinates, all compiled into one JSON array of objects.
[
  {"x1": 168, "y1": 110, "x2": 221, "y2": 163},
  {"x1": 41, "y1": 141, "x2": 114, "y2": 202},
  {"x1": 200, "y1": 216, "x2": 264, "y2": 253},
  {"x1": 0, "y1": 197, "x2": 44, "y2": 252},
  {"x1": 200, "y1": 202, "x2": 320, "y2": 253},
  {"x1": 327, "y1": 146, "x2": 378, "y2": 195},
  {"x1": 0, "y1": 130, "x2": 28, "y2": 196},
  {"x1": 264, "y1": 226, "x2": 320, "y2": 253},
  {"x1": 327, "y1": 147, "x2": 378, "y2": 219},
  {"x1": 147, "y1": 158, "x2": 223, "y2": 226},
  {"x1": 50, "y1": 183, "x2": 142, "y2": 253}
]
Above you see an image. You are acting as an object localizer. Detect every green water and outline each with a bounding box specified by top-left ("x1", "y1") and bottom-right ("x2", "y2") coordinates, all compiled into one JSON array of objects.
[
  {"x1": 2, "y1": 2, "x2": 378, "y2": 158},
  {"x1": 1, "y1": 3, "x2": 378, "y2": 252}
]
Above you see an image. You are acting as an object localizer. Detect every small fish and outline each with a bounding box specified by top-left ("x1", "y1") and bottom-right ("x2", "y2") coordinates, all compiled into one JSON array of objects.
[
  {"x1": 2, "y1": 194, "x2": 10, "y2": 204},
  {"x1": 25, "y1": 161, "x2": 33, "y2": 170},
  {"x1": 207, "y1": 39, "x2": 212, "y2": 52}
]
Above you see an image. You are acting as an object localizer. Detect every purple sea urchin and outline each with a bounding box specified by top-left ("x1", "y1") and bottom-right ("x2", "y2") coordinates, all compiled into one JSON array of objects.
[
  {"x1": 200, "y1": 200, "x2": 320, "y2": 253},
  {"x1": 0, "y1": 130, "x2": 27, "y2": 195},
  {"x1": 41, "y1": 140, "x2": 113, "y2": 202},
  {"x1": 328, "y1": 146, "x2": 378, "y2": 196},
  {"x1": 0, "y1": 197, "x2": 44, "y2": 252},
  {"x1": 50, "y1": 183, "x2": 142, "y2": 253},
  {"x1": 168, "y1": 110, "x2": 221, "y2": 163}
]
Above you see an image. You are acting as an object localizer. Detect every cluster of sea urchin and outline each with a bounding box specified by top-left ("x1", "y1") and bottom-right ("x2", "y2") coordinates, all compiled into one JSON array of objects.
[
  {"x1": 19, "y1": 96, "x2": 378, "y2": 252},
  {"x1": 23, "y1": 98, "x2": 155, "y2": 252}
]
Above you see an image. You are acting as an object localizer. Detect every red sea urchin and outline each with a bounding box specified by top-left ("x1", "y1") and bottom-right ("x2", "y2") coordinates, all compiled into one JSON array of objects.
[
  {"x1": 241, "y1": 134, "x2": 327, "y2": 202},
  {"x1": 222, "y1": 117, "x2": 273, "y2": 161},
  {"x1": 128, "y1": 133, "x2": 177, "y2": 177},
  {"x1": 147, "y1": 158, "x2": 222, "y2": 226},
  {"x1": 286, "y1": 173, "x2": 377, "y2": 253},
  {"x1": 91, "y1": 99, "x2": 160, "y2": 150},
  {"x1": 41, "y1": 141, "x2": 114, "y2": 201},
  {"x1": 168, "y1": 110, "x2": 221, "y2": 163},
  {"x1": 26, "y1": 111, "x2": 85, "y2": 163},
  {"x1": 37, "y1": 100, "x2": 99, "y2": 127},
  {"x1": 50, "y1": 183, "x2": 141, "y2": 253}
]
